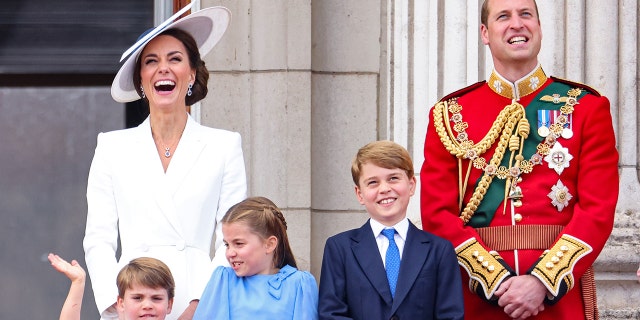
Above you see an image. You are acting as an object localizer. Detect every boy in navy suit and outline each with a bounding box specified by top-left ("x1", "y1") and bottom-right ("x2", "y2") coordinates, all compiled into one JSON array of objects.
[{"x1": 318, "y1": 140, "x2": 464, "y2": 320}]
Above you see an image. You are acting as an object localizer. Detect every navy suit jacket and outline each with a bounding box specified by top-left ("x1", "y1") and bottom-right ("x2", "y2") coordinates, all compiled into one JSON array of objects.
[{"x1": 318, "y1": 220, "x2": 464, "y2": 320}]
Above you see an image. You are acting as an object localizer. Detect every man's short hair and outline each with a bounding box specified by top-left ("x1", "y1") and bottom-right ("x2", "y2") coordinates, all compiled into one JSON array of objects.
[{"x1": 481, "y1": 0, "x2": 540, "y2": 26}]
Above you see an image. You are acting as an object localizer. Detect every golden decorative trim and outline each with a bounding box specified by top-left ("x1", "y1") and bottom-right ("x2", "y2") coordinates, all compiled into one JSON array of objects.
[
  {"x1": 432, "y1": 99, "x2": 526, "y2": 224},
  {"x1": 531, "y1": 234, "x2": 592, "y2": 296},
  {"x1": 456, "y1": 238, "x2": 511, "y2": 298},
  {"x1": 488, "y1": 64, "x2": 548, "y2": 100},
  {"x1": 431, "y1": 83, "x2": 582, "y2": 224}
]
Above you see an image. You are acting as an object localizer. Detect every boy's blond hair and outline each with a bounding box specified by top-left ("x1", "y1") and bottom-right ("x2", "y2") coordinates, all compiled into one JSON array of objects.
[
  {"x1": 351, "y1": 140, "x2": 414, "y2": 186},
  {"x1": 116, "y1": 257, "x2": 175, "y2": 299}
]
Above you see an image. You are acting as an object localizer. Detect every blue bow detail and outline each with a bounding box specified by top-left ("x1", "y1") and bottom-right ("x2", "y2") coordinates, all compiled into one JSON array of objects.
[{"x1": 267, "y1": 265, "x2": 295, "y2": 299}]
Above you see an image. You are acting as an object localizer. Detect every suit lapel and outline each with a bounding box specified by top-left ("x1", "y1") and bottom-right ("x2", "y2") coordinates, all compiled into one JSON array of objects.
[
  {"x1": 152, "y1": 115, "x2": 206, "y2": 236},
  {"x1": 391, "y1": 223, "x2": 430, "y2": 312},
  {"x1": 351, "y1": 222, "x2": 394, "y2": 306},
  {"x1": 132, "y1": 118, "x2": 165, "y2": 176},
  {"x1": 164, "y1": 115, "x2": 206, "y2": 195}
]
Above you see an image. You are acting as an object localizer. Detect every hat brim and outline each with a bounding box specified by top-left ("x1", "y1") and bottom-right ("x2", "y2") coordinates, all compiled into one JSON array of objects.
[{"x1": 111, "y1": 6, "x2": 231, "y2": 103}]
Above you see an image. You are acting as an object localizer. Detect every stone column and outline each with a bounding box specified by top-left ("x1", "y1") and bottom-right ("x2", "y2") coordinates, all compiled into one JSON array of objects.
[
  {"x1": 200, "y1": 0, "x2": 313, "y2": 271},
  {"x1": 309, "y1": 0, "x2": 382, "y2": 276}
]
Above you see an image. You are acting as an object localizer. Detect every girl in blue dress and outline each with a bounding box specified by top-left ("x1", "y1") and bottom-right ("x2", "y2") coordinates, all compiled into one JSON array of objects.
[{"x1": 193, "y1": 197, "x2": 318, "y2": 320}]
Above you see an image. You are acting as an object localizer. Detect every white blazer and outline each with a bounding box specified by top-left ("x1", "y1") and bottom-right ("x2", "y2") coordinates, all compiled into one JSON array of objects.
[{"x1": 83, "y1": 115, "x2": 247, "y2": 319}]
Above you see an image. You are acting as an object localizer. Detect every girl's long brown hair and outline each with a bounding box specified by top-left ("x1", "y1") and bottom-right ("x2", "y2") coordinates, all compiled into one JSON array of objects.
[{"x1": 222, "y1": 197, "x2": 297, "y2": 269}]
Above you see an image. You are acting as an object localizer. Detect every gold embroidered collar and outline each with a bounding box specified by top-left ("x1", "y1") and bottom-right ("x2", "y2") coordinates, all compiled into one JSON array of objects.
[{"x1": 488, "y1": 64, "x2": 547, "y2": 100}]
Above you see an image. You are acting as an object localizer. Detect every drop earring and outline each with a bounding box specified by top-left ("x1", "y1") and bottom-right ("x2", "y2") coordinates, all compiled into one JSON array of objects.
[
  {"x1": 140, "y1": 85, "x2": 145, "y2": 99},
  {"x1": 187, "y1": 83, "x2": 193, "y2": 97}
]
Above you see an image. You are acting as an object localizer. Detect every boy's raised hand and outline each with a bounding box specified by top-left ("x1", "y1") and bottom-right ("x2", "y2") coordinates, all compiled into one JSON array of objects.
[{"x1": 48, "y1": 253, "x2": 86, "y2": 283}]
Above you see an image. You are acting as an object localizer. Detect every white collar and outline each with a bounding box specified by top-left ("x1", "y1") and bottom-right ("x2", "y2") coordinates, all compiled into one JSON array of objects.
[{"x1": 370, "y1": 218, "x2": 409, "y2": 241}]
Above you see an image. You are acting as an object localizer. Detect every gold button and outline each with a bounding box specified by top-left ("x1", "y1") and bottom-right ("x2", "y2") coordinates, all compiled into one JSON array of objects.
[
  {"x1": 514, "y1": 213, "x2": 523, "y2": 222},
  {"x1": 545, "y1": 262, "x2": 554, "y2": 269},
  {"x1": 513, "y1": 200, "x2": 522, "y2": 207}
]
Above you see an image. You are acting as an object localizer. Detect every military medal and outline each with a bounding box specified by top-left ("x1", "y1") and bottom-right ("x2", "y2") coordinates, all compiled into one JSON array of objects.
[
  {"x1": 538, "y1": 126, "x2": 550, "y2": 137},
  {"x1": 551, "y1": 110, "x2": 574, "y2": 139},
  {"x1": 537, "y1": 109, "x2": 550, "y2": 137},
  {"x1": 561, "y1": 115, "x2": 573, "y2": 138},
  {"x1": 544, "y1": 142, "x2": 573, "y2": 175},
  {"x1": 548, "y1": 180, "x2": 573, "y2": 211}
]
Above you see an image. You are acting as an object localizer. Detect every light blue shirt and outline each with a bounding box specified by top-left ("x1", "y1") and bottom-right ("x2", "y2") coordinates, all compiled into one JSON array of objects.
[{"x1": 193, "y1": 265, "x2": 318, "y2": 320}]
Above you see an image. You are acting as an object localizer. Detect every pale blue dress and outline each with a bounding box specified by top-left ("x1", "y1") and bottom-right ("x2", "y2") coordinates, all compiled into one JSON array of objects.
[{"x1": 193, "y1": 265, "x2": 318, "y2": 320}]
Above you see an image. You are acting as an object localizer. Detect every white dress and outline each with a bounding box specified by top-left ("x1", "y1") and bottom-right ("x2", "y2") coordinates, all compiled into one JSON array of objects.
[{"x1": 83, "y1": 115, "x2": 247, "y2": 319}]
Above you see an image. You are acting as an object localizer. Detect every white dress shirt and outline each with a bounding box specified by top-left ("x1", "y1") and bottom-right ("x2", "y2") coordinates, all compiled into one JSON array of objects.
[{"x1": 370, "y1": 218, "x2": 408, "y2": 268}]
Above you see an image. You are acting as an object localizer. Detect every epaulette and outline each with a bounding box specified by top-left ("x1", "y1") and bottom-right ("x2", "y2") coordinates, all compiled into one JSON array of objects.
[
  {"x1": 550, "y1": 76, "x2": 601, "y2": 97},
  {"x1": 439, "y1": 81, "x2": 486, "y2": 102}
]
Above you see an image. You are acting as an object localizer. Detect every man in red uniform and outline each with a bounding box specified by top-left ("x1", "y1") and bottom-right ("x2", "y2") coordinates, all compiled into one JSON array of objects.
[{"x1": 420, "y1": 0, "x2": 619, "y2": 319}]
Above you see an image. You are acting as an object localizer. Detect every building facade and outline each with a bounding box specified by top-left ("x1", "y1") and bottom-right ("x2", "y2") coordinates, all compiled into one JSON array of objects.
[{"x1": 0, "y1": 0, "x2": 637, "y2": 318}]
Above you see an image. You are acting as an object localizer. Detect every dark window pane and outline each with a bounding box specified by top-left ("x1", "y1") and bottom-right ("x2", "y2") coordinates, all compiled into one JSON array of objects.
[{"x1": 0, "y1": 0, "x2": 153, "y2": 74}]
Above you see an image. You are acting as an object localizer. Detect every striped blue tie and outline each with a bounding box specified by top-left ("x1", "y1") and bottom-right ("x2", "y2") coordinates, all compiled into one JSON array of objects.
[{"x1": 382, "y1": 228, "x2": 400, "y2": 298}]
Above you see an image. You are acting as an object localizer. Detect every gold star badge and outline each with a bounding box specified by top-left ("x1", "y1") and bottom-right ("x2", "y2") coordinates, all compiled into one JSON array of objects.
[{"x1": 548, "y1": 180, "x2": 573, "y2": 211}]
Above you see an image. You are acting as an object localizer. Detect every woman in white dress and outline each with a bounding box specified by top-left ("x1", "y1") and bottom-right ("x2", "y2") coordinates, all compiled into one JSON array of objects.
[{"x1": 83, "y1": 5, "x2": 246, "y2": 319}]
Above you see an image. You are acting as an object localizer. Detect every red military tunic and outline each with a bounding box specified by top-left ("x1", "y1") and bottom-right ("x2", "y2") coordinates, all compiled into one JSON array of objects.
[{"x1": 420, "y1": 65, "x2": 618, "y2": 320}]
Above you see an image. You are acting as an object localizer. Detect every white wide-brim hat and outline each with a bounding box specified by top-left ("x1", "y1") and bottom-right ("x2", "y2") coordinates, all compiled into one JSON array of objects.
[{"x1": 111, "y1": 3, "x2": 231, "y2": 103}]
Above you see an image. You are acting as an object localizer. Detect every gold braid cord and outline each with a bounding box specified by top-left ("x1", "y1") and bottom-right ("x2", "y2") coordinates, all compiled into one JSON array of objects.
[
  {"x1": 432, "y1": 99, "x2": 527, "y2": 224},
  {"x1": 456, "y1": 238, "x2": 511, "y2": 299},
  {"x1": 530, "y1": 234, "x2": 592, "y2": 297}
]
